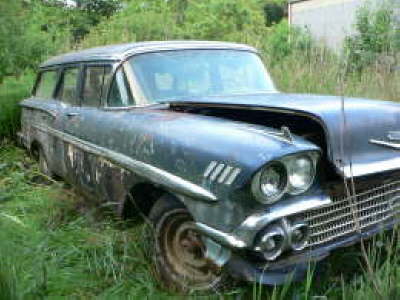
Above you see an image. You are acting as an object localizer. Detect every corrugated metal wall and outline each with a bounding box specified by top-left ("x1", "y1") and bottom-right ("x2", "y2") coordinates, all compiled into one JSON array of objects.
[{"x1": 289, "y1": 0, "x2": 382, "y2": 50}]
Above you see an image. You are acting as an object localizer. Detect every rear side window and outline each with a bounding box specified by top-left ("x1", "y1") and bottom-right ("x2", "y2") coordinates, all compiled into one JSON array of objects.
[
  {"x1": 35, "y1": 71, "x2": 58, "y2": 99},
  {"x1": 108, "y1": 70, "x2": 134, "y2": 107},
  {"x1": 82, "y1": 65, "x2": 112, "y2": 107},
  {"x1": 57, "y1": 68, "x2": 79, "y2": 105}
]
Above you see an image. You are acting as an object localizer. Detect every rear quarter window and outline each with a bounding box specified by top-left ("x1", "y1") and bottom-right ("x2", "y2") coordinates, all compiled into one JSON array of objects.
[
  {"x1": 35, "y1": 70, "x2": 58, "y2": 99},
  {"x1": 57, "y1": 67, "x2": 80, "y2": 105},
  {"x1": 82, "y1": 65, "x2": 112, "y2": 107}
]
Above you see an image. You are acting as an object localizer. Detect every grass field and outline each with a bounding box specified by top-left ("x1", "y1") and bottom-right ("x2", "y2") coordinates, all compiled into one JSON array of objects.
[{"x1": 1, "y1": 143, "x2": 400, "y2": 299}]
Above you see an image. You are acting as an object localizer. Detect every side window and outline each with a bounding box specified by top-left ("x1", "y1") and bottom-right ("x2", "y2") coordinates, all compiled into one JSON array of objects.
[
  {"x1": 82, "y1": 65, "x2": 112, "y2": 107},
  {"x1": 57, "y1": 67, "x2": 79, "y2": 105},
  {"x1": 35, "y1": 70, "x2": 58, "y2": 99},
  {"x1": 108, "y1": 70, "x2": 135, "y2": 107}
]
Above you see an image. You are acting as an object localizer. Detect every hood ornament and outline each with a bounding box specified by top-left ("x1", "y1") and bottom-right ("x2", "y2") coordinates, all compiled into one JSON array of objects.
[{"x1": 370, "y1": 131, "x2": 400, "y2": 150}]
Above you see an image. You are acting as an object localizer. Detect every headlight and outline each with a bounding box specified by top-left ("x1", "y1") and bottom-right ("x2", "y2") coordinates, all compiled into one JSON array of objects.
[
  {"x1": 251, "y1": 162, "x2": 288, "y2": 204},
  {"x1": 286, "y1": 155, "x2": 316, "y2": 195}
]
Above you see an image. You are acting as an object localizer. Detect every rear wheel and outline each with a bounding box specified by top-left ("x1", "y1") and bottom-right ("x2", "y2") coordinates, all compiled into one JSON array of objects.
[{"x1": 147, "y1": 195, "x2": 227, "y2": 293}]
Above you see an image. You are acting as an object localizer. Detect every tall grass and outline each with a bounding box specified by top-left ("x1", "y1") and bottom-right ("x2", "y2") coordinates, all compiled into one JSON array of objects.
[
  {"x1": 0, "y1": 72, "x2": 35, "y2": 139},
  {"x1": 0, "y1": 258, "x2": 19, "y2": 300},
  {"x1": 1, "y1": 144, "x2": 400, "y2": 298},
  {"x1": 269, "y1": 48, "x2": 400, "y2": 102},
  {"x1": 0, "y1": 145, "x2": 171, "y2": 298}
]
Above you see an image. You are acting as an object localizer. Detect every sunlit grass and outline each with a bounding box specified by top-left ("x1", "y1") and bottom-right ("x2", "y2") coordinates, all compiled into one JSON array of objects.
[
  {"x1": 1, "y1": 145, "x2": 400, "y2": 298},
  {"x1": 0, "y1": 145, "x2": 169, "y2": 298}
]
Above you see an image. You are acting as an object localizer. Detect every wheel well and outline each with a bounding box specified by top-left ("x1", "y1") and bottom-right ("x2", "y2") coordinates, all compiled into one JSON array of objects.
[
  {"x1": 30, "y1": 140, "x2": 41, "y2": 158},
  {"x1": 122, "y1": 183, "x2": 168, "y2": 220}
]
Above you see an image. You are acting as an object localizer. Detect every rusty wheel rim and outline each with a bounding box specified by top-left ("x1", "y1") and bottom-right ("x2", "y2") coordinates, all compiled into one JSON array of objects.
[{"x1": 160, "y1": 210, "x2": 221, "y2": 289}]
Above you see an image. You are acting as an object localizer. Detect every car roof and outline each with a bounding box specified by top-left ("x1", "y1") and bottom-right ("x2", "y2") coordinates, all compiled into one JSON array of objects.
[{"x1": 40, "y1": 40, "x2": 257, "y2": 68}]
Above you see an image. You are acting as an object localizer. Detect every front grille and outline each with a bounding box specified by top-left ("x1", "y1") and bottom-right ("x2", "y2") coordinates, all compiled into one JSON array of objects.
[{"x1": 299, "y1": 180, "x2": 400, "y2": 249}]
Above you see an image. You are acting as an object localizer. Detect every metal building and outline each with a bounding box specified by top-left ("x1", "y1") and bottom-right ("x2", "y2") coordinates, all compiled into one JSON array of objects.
[{"x1": 288, "y1": 0, "x2": 395, "y2": 50}]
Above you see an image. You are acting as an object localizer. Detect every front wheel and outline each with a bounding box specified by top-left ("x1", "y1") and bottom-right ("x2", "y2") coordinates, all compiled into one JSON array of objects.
[{"x1": 147, "y1": 195, "x2": 228, "y2": 293}]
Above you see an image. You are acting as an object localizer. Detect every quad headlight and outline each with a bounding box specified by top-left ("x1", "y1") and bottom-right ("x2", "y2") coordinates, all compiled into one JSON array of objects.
[
  {"x1": 286, "y1": 155, "x2": 316, "y2": 195},
  {"x1": 252, "y1": 152, "x2": 318, "y2": 204},
  {"x1": 251, "y1": 162, "x2": 288, "y2": 204}
]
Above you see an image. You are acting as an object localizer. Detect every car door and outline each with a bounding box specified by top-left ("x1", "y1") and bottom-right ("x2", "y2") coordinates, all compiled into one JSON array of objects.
[
  {"x1": 72, "y1": 64, "x2": 135, "y2": 202},
  {"x1": 55, "y1": 65, "x2": 85, "y2": 186},
  {"x1": 21, "y1": 67, "x2": 67, "y2": 176},
  {"x1": 58, "y1": 63, "x2": 113, "y2": 193}
]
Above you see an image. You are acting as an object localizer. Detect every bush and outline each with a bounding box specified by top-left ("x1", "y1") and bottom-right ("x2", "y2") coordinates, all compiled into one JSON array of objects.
[
  {"x1": 261, "y1": 20, "x2": 313, "y2": 65},
  {"x1": 0, "y1": 1, "x2": 74, "y2": 83},
  {"x1": 344, "y1": 0, "x2": 400, "y2": 71},
  {"x1": 263, "y1": 0, "x2": 286, "y2": 26}
]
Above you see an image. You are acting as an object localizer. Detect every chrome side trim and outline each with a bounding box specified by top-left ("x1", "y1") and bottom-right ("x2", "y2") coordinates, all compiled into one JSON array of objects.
[
  {"x1": 388, "y1": 131, "x2": 400, "y2": 142},
  {"x1": 203, "y1": 161, "x2": 218, "y2": 178},
  {"x1": 20, "y1": 102, "x2": 58, "y2": 118},
  {"x1": 196, "y1": 222, "x2": 247, "y2": 249},
  {"x1": 203, "y1": 161, "x2": 242, "y2": 185},
  {"x1": 369, "y1": 139, "x2": 400, "y2": 150},
  {"x1": 32, "y1": 124, "x2": 217, "y2": 202},
  {"x1": 210, "y1": 163, "x2": 225, "y2": 181},
  {"x1": 218, "y1": 165, "x2": 233, "y2": 183},
  {"x1": 234, "y1": 194, "x2": 331, "y2": 246},
  {"x1": 342, "y1": 156, "x2": 400, "y2": 178},
  {"x1": 225, "y1": 168, "x2": 241, "y2": 185}
]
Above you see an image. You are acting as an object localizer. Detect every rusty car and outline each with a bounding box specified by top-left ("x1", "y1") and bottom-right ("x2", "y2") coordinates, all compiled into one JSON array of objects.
[{"x1": 19, "y1": 41, "x2": 400, "y2": 292}]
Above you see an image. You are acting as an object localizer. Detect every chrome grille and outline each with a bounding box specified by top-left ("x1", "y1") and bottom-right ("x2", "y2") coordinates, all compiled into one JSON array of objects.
[{"x1": 299, "y1": 180, "x2": 400, "y2": 249}]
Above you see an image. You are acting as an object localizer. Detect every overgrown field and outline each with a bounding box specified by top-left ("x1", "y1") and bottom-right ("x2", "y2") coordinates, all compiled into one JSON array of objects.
[{"x1": 1, "y1": 145, "x2": 400, "y2": 298}]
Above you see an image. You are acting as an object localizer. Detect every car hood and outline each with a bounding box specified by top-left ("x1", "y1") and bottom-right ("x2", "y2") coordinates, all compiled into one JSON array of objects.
[{"x1": 168, "y1": 92, "x2": 400, "y2": 178}]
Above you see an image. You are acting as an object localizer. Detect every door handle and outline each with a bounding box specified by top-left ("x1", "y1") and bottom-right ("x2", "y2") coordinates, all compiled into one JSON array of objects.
[{"x1": 67, "y1": 112, "x2": 80, "y2": 117}]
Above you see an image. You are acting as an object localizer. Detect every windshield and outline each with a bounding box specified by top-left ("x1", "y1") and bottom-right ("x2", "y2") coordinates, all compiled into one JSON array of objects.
[{"x1": 129, "y1": 50, "x2": 276, "y2": 103}]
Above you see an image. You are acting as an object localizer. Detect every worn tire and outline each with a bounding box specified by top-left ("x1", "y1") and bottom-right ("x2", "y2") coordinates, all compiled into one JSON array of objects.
[{"x1": 146, "y1": 195, "x2": 229, "y2": 294}]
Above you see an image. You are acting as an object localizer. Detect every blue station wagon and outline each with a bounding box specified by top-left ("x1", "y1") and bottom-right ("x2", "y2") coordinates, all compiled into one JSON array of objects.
[{"x1": 19, "y1": 41, "x2": 400, "y2": 292}]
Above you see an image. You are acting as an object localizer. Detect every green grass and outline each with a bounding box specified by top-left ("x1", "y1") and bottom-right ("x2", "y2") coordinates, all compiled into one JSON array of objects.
[
  {"x1": 1, "y1": 145, "x2": 400, "y2": 299},
  {"x1": 0, "y1": 145, "x2": 168, "y2": 298},
  {"x1": 0, "y1": 73, "x2": 35, "y2": 139}
]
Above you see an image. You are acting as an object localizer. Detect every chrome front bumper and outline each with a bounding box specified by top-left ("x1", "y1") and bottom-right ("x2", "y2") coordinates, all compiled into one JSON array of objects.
[
  {"x1": 197, "y1": 177, "x2": 400, "y2": 278},
  {"x1": 196, "y1": 191, "x2": 331, "y2": 250}
]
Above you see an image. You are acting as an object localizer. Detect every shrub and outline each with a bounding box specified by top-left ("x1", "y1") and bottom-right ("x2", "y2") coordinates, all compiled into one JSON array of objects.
[
  {"x1": 0, "y1": 1, "x2": 74, "y2": 83},
  {"x1": 344, "y1": 0, "x2": 400, "y2": 72},
  {"x1": 260, "y1": 20, "x2": 313, "y2": 65},
  {"x1": 263, "y1": 0, "x2": 286, "y2": 26}
]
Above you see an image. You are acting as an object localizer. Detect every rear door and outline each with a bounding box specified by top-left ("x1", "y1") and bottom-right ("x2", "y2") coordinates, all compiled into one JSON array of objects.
[
  {"x1": 55, "y1": 65, "x2": 84, "y2": 185},
  {"x1": 20, "y1": 68, "x2": 65, "y2": 175},
  {"x1": 58, "y1": 63, "x2": 113, "y2": 192}
]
